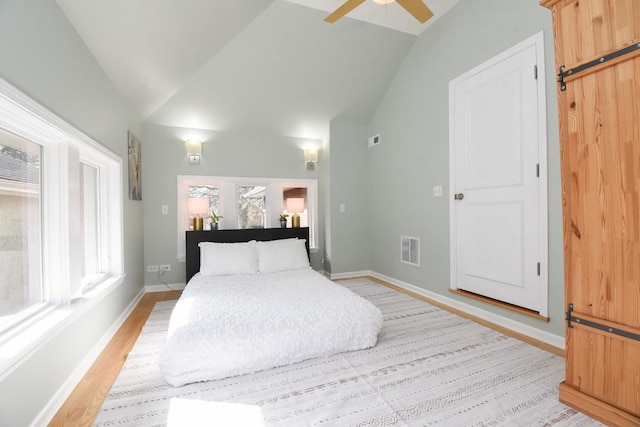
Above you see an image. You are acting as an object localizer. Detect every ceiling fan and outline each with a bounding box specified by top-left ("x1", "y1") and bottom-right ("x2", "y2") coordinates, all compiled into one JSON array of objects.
[{"x1": 325, "y1": 0, "x2": 434, "y2": 24}]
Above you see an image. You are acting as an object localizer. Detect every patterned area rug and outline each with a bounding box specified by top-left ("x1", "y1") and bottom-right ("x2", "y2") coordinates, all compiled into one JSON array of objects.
[{"x1": 95, "y1": 278, "x2": 603, "y2": 426}]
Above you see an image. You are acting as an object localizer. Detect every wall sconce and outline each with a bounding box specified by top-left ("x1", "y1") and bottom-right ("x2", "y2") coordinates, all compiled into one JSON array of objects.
[
  {"x1": 185, "y1": 139, "x2": 202, "y2": 165},
  {"x1": 305, "y1": 149, "x2": 319, "y2": 170},
  {"x1": 188, "y1": 197, "x2": 210, "y2": 231},
  {"x1": 286, "y1": 198, "x2": 305, "y2": 228}
]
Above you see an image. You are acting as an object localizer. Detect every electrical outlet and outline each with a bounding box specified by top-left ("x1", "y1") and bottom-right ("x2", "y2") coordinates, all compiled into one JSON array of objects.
[
  {"x1": 160, "y1": 264, "x2": 171, "y2": 272},
  {"x1": 147, "y1": 265, "x2": 159, "y2": 273}
]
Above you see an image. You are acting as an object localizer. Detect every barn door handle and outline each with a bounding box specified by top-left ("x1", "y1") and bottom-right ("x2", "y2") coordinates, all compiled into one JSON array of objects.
[{"x1": 454, "y1": 193, "x2": 464, "y2": 200}]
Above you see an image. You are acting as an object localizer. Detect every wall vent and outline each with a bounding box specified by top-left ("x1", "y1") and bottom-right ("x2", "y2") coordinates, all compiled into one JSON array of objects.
[
  {"x1": 368, "y1": 133, "x2": 381, "y2": 148},
  {"x1": 401, "y1": 235, "x2": 420, "y2": 267}
]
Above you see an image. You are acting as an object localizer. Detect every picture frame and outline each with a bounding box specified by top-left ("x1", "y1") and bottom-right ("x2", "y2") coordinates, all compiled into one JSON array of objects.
[{"x1": 127, "y1": 131, "x2": 142, "y2": 200}]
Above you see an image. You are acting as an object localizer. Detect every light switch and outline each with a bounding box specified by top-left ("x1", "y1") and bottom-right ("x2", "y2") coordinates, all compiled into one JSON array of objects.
[
  {"x1": 161, "y1": 205, "x2": 168, "y2": 215},
  {"x1": 433, "y1": 186, "x2": 443, "y2": 197},
  {"x1": 340, "y1": 203, "x2": 346, "y2": 213}
]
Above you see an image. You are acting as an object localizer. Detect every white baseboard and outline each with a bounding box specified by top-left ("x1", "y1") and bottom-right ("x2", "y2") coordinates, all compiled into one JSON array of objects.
[
  {"x1": 332, "y1": 270, "x2": 565, "y2": 351},
  {"x1": 329, "y1": 270, "x2": 370, "y2": 280},
  {"x1": 33, "y1": 286, "x2": 145, "y2": 427},
  {"x1": 145, "y1": 283, "x2": 186, "y2": 293}
]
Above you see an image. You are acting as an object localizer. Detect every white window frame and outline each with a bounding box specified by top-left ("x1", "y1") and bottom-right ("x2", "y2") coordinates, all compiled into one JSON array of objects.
[
  {"x1": 0, "y1": 76, "x2": 125, "y2": 375},
  {"x1": 177, "y1": 175, "x2": 318, "y2": 262},
  {"x1": 79, "y1": 161, "x2": 100, "y2": 287}
]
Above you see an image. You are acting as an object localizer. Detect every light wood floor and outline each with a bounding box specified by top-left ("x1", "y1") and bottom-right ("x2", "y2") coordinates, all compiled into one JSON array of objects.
[
  {"x1": 48, "y1": 277, "x2": 564, "y2": 426},
  {"x1": 49, "y1": 290, "x2": 181, "y2": 427}
]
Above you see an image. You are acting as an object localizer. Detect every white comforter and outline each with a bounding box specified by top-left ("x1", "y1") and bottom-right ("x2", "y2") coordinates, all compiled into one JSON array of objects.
[{"x1": 159, "y1": 269, "x2": 383, "y2": 387}]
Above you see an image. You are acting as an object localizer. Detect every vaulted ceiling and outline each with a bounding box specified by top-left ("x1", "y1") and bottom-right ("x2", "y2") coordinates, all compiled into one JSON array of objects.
[{"x1": 56, "y1": 0, "x2": 459, "y2": 139}]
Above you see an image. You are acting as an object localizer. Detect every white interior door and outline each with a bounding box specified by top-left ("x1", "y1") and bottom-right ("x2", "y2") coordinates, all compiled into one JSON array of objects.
[{"x1": 449, "y1": 32, "x2": 548, "y2": 315}]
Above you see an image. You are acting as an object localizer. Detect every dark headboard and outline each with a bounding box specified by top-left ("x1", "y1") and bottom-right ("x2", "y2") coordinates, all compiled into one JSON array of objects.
[{"x1": 185, "y1": 227, "x2": 310, "y2": 283}]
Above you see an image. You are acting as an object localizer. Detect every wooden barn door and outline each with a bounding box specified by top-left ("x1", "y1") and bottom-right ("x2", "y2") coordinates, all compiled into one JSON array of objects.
[{"x1": 541, "y1": 0, "x2": 640, "y2": 425}]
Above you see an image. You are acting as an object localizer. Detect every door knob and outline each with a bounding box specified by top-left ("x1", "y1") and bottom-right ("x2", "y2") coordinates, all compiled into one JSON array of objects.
[{"x1": 454, "y1": 193, "x2": 464, "y2": 200}]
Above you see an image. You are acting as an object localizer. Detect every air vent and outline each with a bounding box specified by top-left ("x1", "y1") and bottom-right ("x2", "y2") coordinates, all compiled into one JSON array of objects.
[
  {"x1": 401, "y1": 235, "x2": 420, "y2": 267},
  {"x1": 368, "y1": 133, "x2": 381, "y2": 148}
]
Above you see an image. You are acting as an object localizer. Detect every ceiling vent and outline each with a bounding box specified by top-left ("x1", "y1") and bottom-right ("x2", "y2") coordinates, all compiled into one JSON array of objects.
[{"x1": 401, "y1": 235, "x2": 420, "y2": 267}]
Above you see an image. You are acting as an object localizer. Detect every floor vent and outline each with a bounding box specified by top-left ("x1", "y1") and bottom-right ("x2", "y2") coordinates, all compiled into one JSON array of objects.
[{"x1": 401, "y1": 235, "x2": 420, "y2": 267}]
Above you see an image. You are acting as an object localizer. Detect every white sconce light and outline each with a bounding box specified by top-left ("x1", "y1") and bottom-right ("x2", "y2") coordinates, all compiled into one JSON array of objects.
[
  {"x1": 286, "y1": 198, "x2": 305, "y2": 228},
  {"x1": 304, "y1": 149, "x2": 319, "y2": 170},
  {"x1": 185, "y1": 139, "x2": 202, "y2": 164}
]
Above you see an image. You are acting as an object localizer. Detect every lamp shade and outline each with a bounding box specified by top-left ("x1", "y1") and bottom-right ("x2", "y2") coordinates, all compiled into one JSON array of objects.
[
  {"x1": 185, "y1": 139, "x2": 202, "y2": 155},
  {"x1": 304, "y1": 149, "x2": 318, "y2": 163},
  {"x1": 286, "y1": 198, "x2": 304, "y2": 213},
  {"x1": 188, "y1": 197, "x2": 209, "y2": 215}
]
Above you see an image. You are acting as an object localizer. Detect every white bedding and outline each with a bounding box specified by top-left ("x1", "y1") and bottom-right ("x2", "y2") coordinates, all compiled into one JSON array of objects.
[{"x1": 159, "y1": 268, "x2": 383, "y2": 387}]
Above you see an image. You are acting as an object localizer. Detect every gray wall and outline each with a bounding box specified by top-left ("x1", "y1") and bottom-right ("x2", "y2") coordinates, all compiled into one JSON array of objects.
[
  {"x1": 365, "y1": 0, "x2": 564, "y2": 335},
  {"x1": 0, "y1": 1, "x2": 143, "y2": 426},
  {"x1": 327, "y1": 120, "x2": 370, "y2": 273},
  {"x1": 0, "y1": 1, "x2": 564, "y2": 424},
  {"x1": 141, "y1": 124, "x2": 325, "y2": 285}
]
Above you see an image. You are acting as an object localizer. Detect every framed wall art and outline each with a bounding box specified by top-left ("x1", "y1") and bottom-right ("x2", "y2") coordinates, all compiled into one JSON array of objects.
[{"x1": 127, "y1": 131, "x2": 142, "y2": 200}]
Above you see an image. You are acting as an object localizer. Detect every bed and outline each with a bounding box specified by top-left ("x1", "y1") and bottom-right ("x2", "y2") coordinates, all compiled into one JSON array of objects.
[
  {"x1": 184, "y1": 228, "x2": 312, "y2": 284},
  {"x1": 160, "y1": 228, "x2": 384, "y2": 387}
]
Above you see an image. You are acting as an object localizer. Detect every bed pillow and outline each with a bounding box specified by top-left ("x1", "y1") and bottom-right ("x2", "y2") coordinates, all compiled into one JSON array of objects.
[
  {"x1": 199, "y1": 240, "x2": 258, "y2": 277},
  {"x1": 257, "y1": 239, "x2": 309, "y2": 273}
]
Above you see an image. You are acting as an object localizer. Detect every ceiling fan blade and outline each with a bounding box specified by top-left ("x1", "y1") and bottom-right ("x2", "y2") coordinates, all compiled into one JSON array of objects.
[
  {"x1": 325, "y1": 0, "x2": 367, "y2": 23},
  {"x1": 395, "y1": 0, "x2": 434, "y2": 23}
]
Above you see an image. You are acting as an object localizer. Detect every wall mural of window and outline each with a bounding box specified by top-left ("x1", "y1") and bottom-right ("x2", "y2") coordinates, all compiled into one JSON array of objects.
[{"x1": 237, "y1": 185, "x2": 266, "y2": 229}]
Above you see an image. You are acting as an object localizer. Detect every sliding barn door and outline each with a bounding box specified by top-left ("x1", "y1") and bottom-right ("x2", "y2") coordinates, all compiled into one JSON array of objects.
[{"x1": 541, "y1": 0, "x2": 640, "y2": 425}]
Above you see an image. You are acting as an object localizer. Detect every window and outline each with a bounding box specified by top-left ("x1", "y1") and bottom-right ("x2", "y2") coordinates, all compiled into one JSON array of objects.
[
  {"x1": 177, "y1": 176, "x2": 318, "y2": 261},
  {"x1": 283, "y1": 187, "x2": 308, "y2": 228},
  {"x1": 0, "y1": 134, "x2": 42, "y2": 331},
  {"x1": 186, "y1": 185, "x2": 220, "y2": 230},
  {"x1": 80, "y1": 162, "x2": 100, "y2": 287},
  {"x1": 0, "y1": 76, "x2": 124, "y2": 358}
]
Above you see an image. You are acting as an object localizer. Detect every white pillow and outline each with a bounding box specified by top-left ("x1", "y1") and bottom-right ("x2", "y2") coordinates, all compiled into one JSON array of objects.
[
  {"x1": 199, "y1": 240, "x2": 258, "y2": 277},
  {"x1": 257, "y1": 238, "x2": 309, "y2": 273}
]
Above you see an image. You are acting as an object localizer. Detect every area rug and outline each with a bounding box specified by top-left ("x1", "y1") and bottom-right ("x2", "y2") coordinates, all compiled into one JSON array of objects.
[{"x1": 94, "y1": 278, "x2": 603, "y2": 426}]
